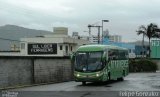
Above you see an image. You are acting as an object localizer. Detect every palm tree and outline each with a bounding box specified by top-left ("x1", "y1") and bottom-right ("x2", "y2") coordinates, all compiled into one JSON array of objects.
[{"x1": 136, "y1": 23, "x2": 160, "y2": 58}]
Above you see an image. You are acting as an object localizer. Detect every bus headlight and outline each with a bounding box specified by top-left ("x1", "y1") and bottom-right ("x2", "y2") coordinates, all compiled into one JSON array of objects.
[
  {"x1": 96, "y1": 73, "x2": 100, "y2": 77},
  {"x1": 77, "y1": 74, "x2": 80, "y2": 77}
]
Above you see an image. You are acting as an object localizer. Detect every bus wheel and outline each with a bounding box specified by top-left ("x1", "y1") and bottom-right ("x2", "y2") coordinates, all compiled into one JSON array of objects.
[
  {"x1": 82, "y1": 81, "x2": 86, "y2": 85},
  {"x1": 117, "y1": 70, "x2": 125, "y2": 81},
  {"x1": 117, "y1": 77, "x2": 124, "y2": 81},
  {"x1": 123, "y1": 70, "x2": 125, "y2": 76}
]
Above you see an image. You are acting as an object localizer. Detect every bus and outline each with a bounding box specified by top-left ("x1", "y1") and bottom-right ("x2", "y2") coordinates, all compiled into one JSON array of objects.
[{"x1": 71, "y1": 44, "x2": 129, "y2": 85}]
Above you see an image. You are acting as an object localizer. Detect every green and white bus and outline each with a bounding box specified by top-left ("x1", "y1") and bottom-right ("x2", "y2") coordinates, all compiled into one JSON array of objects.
[{"x1": 71, "y1": 44, "x2": 129, "y2": 85}]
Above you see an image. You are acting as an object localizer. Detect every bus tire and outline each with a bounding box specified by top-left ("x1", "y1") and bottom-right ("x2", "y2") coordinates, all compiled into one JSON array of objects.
[
  {"x1": 121, "y1": 70, "x2": 126, "y2": 81},
  {"x1": 82, "y1": 81, "x2": 86, "y2": 85},
  {"x1": 117, "y1": 70, "x2": 125, "y2": 81},
  {"x1": 118, "y1": 77, "x2": 124, "y2": 81},
  {"x1": 123, "y1": 70, "x2": 125, "y2": 76}
]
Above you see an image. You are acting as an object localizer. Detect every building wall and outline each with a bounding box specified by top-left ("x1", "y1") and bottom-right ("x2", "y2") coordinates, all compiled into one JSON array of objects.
[
  {"x1": 151, "y1": 40, "x2": 160, "y2": 58},
  {"x1": 89, "y1": 35, "x2": 102, "y2": 44},
  {"x1": 135, "y1": 45, "x2": 149, "y2": 58},
  {"x1": 0, "y1": 56, "x2": 73, "y2": 89},
  {"x1": 0, "y1": 57, "x2": 33, "y2": 88},
  {"x1": 20, "y1": 38, "x2": 65, "y2": 56},
  {"x1": 109, "y1": 35, "x2": 122, "y2": 42},
  {"x1": 20, "y1": 37, "x2": 90, "y2": 56},
  {"x1": 20, "y1": 42, "x2": 72, "y2": 57},
  {"x1": 34, "y1": 58, "x2": 72, "y2": 83}
]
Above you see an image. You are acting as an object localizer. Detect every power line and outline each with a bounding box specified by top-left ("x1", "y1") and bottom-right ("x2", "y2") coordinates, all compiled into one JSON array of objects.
[
  {"x1": 0, "y1": 37, "x2": 23, "y2": 42},
  {"x1": 0, "y1": 37, "x2": 48, "y2": 44}
]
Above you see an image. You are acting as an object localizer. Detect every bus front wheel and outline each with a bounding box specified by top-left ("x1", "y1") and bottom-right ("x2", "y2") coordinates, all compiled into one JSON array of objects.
[
  {"x1": 82, "y1": 81, "x2": 86, "y2": 85},
  {"x1": 117, "y1": 70, "x2": 125, "y2": 81}
]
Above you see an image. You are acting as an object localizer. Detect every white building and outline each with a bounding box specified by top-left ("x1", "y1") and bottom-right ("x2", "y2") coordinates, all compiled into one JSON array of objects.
[
  {"x1": 109, "y1": 35, "x2": 122, "y2": 42},
  {"x1": 72, "y1": 32, "x2": 79, "y2": 39},
  {"x1": 0, "y1": 27, "x2": 90, "y2": 57},
  {"x1": 20, "y1": 27, "x2": 90, "y2": 57},
  {"x1": 71, "y1": 30, "x2": 122, "y2": 44},
  {"x1": 80, "y1": 36, "x2": 89, "y2": 41},
  {"x1": 75, "y1": 35, "x2": 101, "y2": 44},
  {"x1": 88, "y1": 35, "x2": 101, "y2": 44}
]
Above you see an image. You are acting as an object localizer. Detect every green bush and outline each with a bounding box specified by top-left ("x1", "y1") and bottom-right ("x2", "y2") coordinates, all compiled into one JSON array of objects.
[{"x1": 129, "y1": 59, "x2": 158, "y2": 72}]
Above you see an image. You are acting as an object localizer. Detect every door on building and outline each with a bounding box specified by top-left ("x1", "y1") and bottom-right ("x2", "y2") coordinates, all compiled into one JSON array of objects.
[{"x1": 65, "y1": 45, "x2": 68, "y2": 55}]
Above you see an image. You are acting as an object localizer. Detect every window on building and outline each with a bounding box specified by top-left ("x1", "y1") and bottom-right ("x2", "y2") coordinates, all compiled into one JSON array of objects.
[
  {"x1": 66, "y1": 46, "x2": 68, "y2": 50},
  {"x1": 65, "y1": 45, "x2": 68, "y2": 54},
  {"x1": 21, "y1": 43, "x2": 25, "y2": 49},
  {"x1": 70, "y1": 46, "x2": 72, "y2": 51},
  {"x1": 129, "y1": 49, "x2": 131, "y2": 53},
  {"x1": 60, "y1": 45, "x2": 63, "y2": 50}
]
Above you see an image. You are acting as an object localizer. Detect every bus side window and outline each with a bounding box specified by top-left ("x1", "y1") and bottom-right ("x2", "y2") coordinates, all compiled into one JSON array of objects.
[
  {"x1": 125, "y1": 51, "x2": 129, "y2": 59},
  {"x1": 108, "y1": 50, "x2": 118, "y2": 60},
  {"x1": 108, "y1": 51, "x2": 112, "y2": 61},
  {"x1": 118, "y1": 50, "x2": 128, "y2": 60}
]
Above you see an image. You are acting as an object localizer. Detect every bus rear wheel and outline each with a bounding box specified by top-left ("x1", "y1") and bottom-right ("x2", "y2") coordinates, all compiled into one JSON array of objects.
[
  {"x1": 117, "y1": 70, "x2": 125, "y2": 81},
  {"x1": 82, "y1": 81, "x2": 86, "y2": 85},
  {"x1": 117, "y1": 77, "x2": 124, "y2": 81}
]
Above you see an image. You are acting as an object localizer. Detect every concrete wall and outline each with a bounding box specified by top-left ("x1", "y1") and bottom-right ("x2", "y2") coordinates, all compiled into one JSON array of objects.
[
  {"x1": 34, "y1": 58, "x2": 72, "y2": 83},
  {"x1": 0, "y1": 56, "x2": 73, "y2": 89},
  {"x1": 0, "y1": 57, "x2": 33, "y2": 88}
]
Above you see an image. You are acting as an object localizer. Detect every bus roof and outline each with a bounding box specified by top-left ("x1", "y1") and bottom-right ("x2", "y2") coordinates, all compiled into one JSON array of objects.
[{"x1": 76, "y1": 44, "x2": 128, "y2": 52}]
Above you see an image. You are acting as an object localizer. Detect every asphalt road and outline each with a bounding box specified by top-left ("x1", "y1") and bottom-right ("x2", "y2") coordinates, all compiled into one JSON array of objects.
[{"x1": 2, "y1": 73, "x2": 160, "y2": 97}]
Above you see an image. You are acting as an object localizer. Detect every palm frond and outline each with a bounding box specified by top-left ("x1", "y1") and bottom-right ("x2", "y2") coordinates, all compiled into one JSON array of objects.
[
  {"x1": 139, "y1": 25, "x2": 147, "y2": 31},
  {"x1": 136, "y1": 30, "x2": 144, "y2": 35},
  {"x1": 136, "y1": 25, "x2": 147, "y2": 36}
]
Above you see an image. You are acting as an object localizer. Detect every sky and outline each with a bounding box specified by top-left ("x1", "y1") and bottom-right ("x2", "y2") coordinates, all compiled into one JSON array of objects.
[{"x1": 0, "y1": 0, "x2": 160, "y2": 42}]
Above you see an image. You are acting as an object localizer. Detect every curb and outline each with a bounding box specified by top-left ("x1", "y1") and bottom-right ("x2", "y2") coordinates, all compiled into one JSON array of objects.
[
  {"x1": 156, "y1": 70, "x2": 160, "y2": 73},
  {"x1": 0, "y1": 81, "x2": 68, "y2": 90}
]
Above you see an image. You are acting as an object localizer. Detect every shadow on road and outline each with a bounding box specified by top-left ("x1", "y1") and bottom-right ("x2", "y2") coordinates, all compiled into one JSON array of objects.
[{"x1": 77, "y1": 80, "x2": 124, "y2": 87}]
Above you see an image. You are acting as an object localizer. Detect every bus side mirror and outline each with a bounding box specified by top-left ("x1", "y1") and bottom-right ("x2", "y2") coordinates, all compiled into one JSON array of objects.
[
  {"x1": 102, "y1": 52, "x2": 107, "y2": 60},
  {"x1": 108, "y1": 57, "x2": 111, "y2": 63},
  {"x1": 102, "y1": 52, "x2": 109, "y2": 65},
  {"x1": 70, "y1": 52, "x2": 75, "y2": 61}
]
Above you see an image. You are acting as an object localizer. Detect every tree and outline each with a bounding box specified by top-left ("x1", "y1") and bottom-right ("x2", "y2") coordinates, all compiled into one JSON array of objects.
[{"x1": 136, "y1": 23, "x2": 160, "y2": 58}]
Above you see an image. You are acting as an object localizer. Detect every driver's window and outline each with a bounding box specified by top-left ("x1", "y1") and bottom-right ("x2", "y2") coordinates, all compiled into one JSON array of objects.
[{"x1": 108, "y1": 50, "x2": 118, "y2": 60}]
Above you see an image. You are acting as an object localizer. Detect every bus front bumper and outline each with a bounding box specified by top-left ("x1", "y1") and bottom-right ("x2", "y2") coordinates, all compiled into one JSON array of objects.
[
  {"x1": 75, "y1": 77, "x2": 103, "y2": 82},
  {"x1": 74, "y1": 72, "x2": 104, "y2": 82}
]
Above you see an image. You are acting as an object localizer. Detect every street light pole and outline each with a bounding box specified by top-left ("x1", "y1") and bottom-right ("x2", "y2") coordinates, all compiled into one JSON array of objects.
[
  {"x1": 98, "y1": 26, "x2": 101, "y2": 44},
  {"x1": 102, "y1": 20, "x2": 109, "y2": 44},
  {"x1": 102, "y1": 21, "x2": 104, "y2": 44}
]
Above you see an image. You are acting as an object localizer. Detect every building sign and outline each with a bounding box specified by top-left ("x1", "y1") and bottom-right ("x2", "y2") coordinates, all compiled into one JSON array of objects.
[
  {"x1": 152, "y1": 40, "x2": 160, "y2": 46},
  {"x1": 28, "y1": 43, "x2": 57, "y2": 54},
  {"x1": 151, "y1": 40, "x2": 160, "y2": 58}
]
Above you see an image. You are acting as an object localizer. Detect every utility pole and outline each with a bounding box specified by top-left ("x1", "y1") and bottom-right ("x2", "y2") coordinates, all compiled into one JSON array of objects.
[
  {"x1": 88, "y1": 24, "x2": 91, "y2": 36},
  {"x1": 102, "y1": 20, "x2": 109, "y2": 44}
]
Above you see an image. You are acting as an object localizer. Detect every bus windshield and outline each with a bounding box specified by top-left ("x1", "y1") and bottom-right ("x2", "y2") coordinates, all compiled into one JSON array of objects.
[{"x1": 75, "y1": 52, "x2": 104, "y2": 72}]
